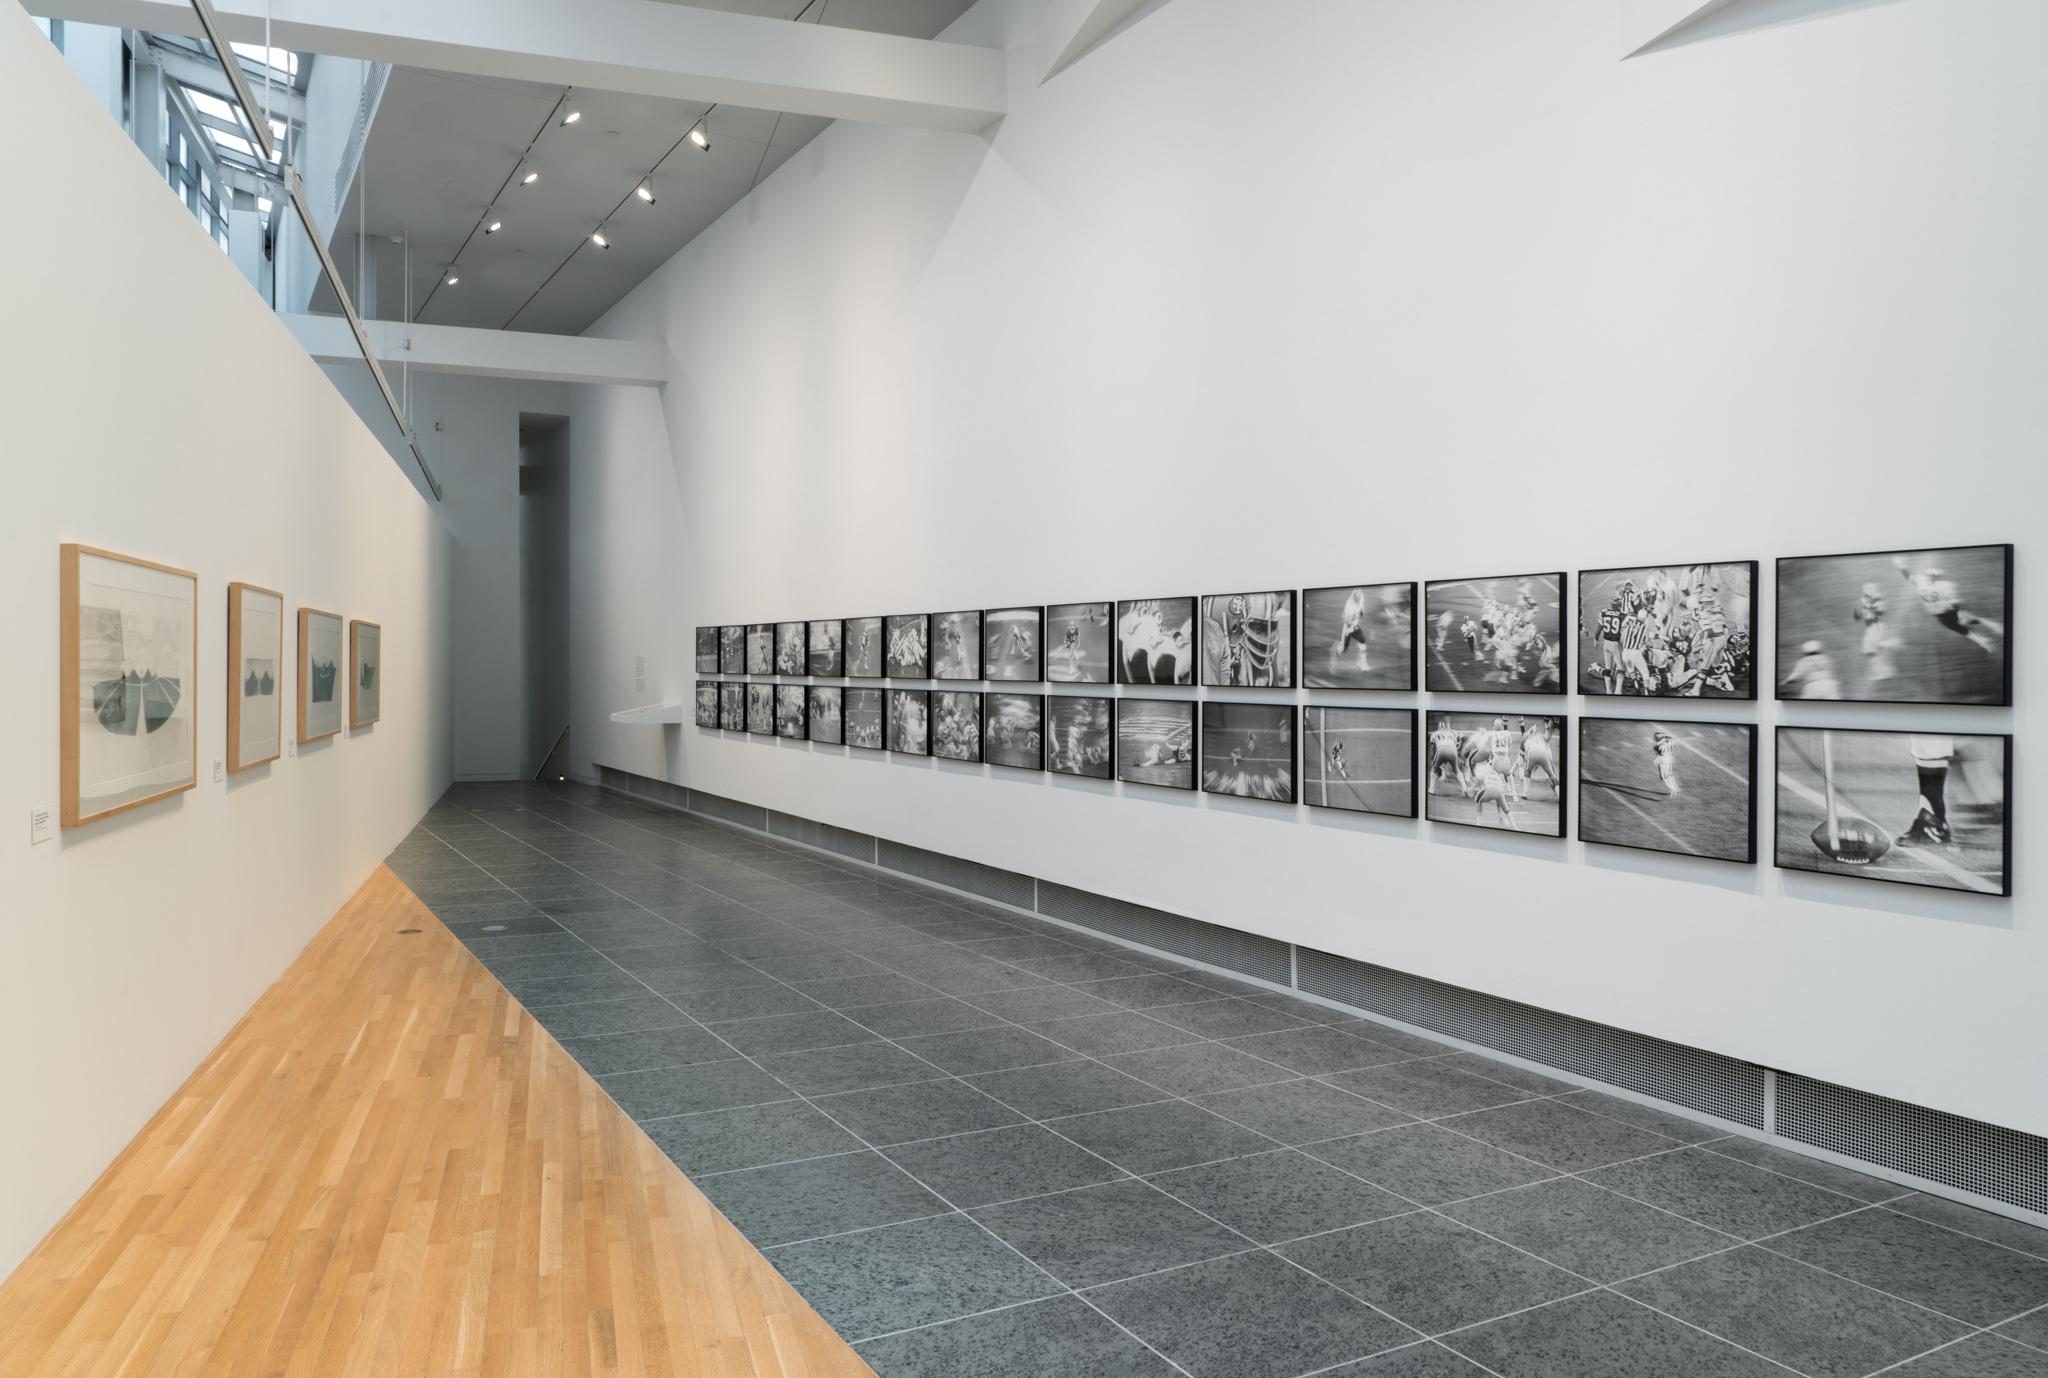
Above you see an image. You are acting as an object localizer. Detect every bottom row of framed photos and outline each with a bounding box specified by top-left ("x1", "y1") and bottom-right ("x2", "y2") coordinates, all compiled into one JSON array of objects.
[{"x1": 694, "y1": 682, "x2": 2011, "y2": 898}]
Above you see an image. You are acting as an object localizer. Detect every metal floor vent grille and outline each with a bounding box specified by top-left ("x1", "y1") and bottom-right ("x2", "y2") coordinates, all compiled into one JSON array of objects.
[
  {"x1": 1297, "y1": 947, "x2": 1766, "y2": 1129},
  {"x1": 1038, "y1": 883, "x2": 1292, "y2": 987},
  {"x1": 597, "y1": 766, "x2": 685, "y2": 812},
  {"x1": 767, "y1": 810, "x2": 879, "y2": 863},
  {"x1": 1778, "y1": 1075, "x2": 2048, "y2": 1218},
  {"x1": 681, "y1": 788, "x2": 767, "y2": 833},
  {"x1": 876, "y1": 839, "x2": 1036, "y2": 909}
]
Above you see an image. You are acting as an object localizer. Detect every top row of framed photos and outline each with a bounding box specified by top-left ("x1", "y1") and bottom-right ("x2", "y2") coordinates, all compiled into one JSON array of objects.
[{"x1": 692, "y1": 543, "x2": 2013, "y2": 707}]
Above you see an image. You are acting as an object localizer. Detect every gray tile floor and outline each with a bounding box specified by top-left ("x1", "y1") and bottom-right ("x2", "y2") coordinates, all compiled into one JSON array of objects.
[{"x1": 389, "y1": 783, "x2": 2048, "y2": 1378}]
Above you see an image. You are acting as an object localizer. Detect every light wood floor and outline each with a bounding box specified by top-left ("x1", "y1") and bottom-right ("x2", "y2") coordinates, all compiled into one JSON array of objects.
[{"x1": 0, "y1": 867, "x2": 875, "y2": 1378}]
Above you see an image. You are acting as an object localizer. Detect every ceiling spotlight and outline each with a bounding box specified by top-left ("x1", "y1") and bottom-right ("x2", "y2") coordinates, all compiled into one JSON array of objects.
[
  {"x1": 485, "y1": 219, "x2": 503, "y2": 235},
  {"x1": 687, "y1": 121, "x2": 709, "y2": 151},
  {"x1": 635, "y1": 178, "x2": 656, "y2": 204},
  {"x1": 561, "y1": 109, "x2": 581, "y2": 126},
  {"x1": 445, "y1": 271, "x2": 459, "y2": 285},
  {"x1": 520, "y1": 167, "x2": 539, "y2": 186},
  {"x1": 591, "y1": 228, "x2": 610, "y2": 249}
]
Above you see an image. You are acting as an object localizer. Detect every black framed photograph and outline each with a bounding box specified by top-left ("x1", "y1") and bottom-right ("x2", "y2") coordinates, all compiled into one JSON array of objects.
[
  {"x1": 1201, "y1": 702, "x2": 1296, "y2": 802},
  {"x1": 1579, "y1": 718, "x2": 1755, "y2": 863},
  {"x1": 983, "y1": 606, "x2": 1044, "y2": 682},
  {"x1": 846, "y1": 616, "x2": 884, "y2": 678},
  {"x1": 985, "y1": 692, "x2": 1044, "y2": 771},
  {"x1": 1117, "y1": 697, "x2": 1196, "y2": 790},
  {"x1": 1423, "y1": 574, "x2": 1565, "y2": 694},
  {"x1": 885, "y1": 613, "x2": 930, "y2": 678},
  {"x1": 933, "y1": 610, "x2": 983, "y2": 680},
  {"x1": 1577, "y1": 562, "x2": 1755, "y2": 699},
  {"x1": 745, "y1": 682, "x2": 774, "y2": 735},
  {"x1": 808, "y1": 619, "x2": 845, "y2": 676},
  {"x1": 694, "y1": 627, "x2": 719, "y2": 674},
  {"x1": 745, "y1": 623, "x2": 774, "y2": 676},
  {"x1": 1302, "y1": 583, "x2": 1415, "y2": 691},
  {"x1": 845, "y1": 687, "x2": 884, "y2": 749},
  {"x1": 808, "y1": 685, "x2": 844, "y2": 744},
  {"x1": 933, "y1": 690, "x2": 983, "y2": 762},
  {"x1": 1775, "y1": 727, "x2": 2010, "y2": 895},
  {"x1": 1302, "y1": 706, "x2": 1416, "y2": 817},
  {"x1": 886, "y1": 688, "x2": 930, "y2": 754},
  {"x1": 1048, "y1": 696, "x2": 1112, "y2": 779},
  {"x1": 774, "y1": 621, "x2": 806, "y2": 676},
  {"x1": 694, "y1": 682, "x2": 719, "y2": 728},
  {"x1": 774, "y1": 684, "x2": 806, "y2": 739},
  {"x1": 1200, "y1": 591, "x2": 1295, "y2": 688},
  {"x1": 1423, "y1": 712, "x2": 1566, "y2": 835},
  {"x1": 718, "y1": 682, "x2": 745, "y2": 731},
  {"x1": 1117, "y1": 597, "x2": 1196, "y2": 685},
  {"x1": 1776, "y1": 545, "x2": 2011, "y2": 706},
  {"x1": 1046, "y1": 601, "x2": 1112, "y2": 684},
  {"x1": 720, "y1": 625, "x2": 744, "y2": 675}
]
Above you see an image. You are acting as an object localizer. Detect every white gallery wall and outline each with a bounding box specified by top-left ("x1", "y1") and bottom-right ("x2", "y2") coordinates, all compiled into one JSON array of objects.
[
  {"x1": 561, "y1": 0, "x2": 2046, "y2": 1138},
  {"x1": 0, "y1": 15, "x2": 454, "y2": 1276}
]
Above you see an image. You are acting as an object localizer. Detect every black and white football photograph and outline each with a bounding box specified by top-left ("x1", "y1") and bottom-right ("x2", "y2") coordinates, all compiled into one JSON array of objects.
[
  {"x1": 694, "y1": 682, "x2": 719, "y2": 728},
  {"x1": 1423, "y1": 712, "x2": 1566, "y2": 835},
  {"x1": 719, "y1": 681, "x2": 746, "y2": 731},
  {"x1": 1578, "y1": 563, "x2": 1755, "y2": 699},
  {"x1": 1046, "y1": 601, "x2": 1112, "y2": 684},
  {"x1": 1200, "y1": 590, "x2": 1295, "y2": 688},
  {"x1": 1117, "y1": 596, "x2": 1196, "y2": 685},
  {"x1": 1201, "y1": 702, "x2": 1296, "y2": 802},
  {"x1": 845, "y1": 616, "x2": 884, "y2": 678},
  {"x1": 983, "y1": 606, "x2": 1044, "y2": 682},
  {"x1": 720, "y1": 625, "x2": 744, "y2": 675},
  {"x1": 845, "y1": 687, "x2": 884, "y2": 749},
  {"x1": 774, "y1": 621, "x2": 806, "y2": 675},
  {"x1": 933, "y1": 610, "x2": 983, "y2": 680},
  {"x1": 695, "y1": 627, "x2": 719, "y2": 673},
  {"x1": 1302, "y1": 706, "x2": 1416, "y2": 817},
  {"x1": 885, "y1": 613, "x2": 930, "y2": 678},
  {"x1": 886, "y1": 688, "x2": 930, "y2": 754},
  {"x1": 984, "y1": 693, "x2": 1044, "y2": 770},
  {"x1": 774, "y1": 684, "x2": 806, "y2": 738},
  {"x1": 1775, "y1": 727, "x2": 2010, "y2": 895},
  {"x1": 746, "y1": 623, "x2": 774, "y2": 675},
  {"x1": 1048, "y1": 696, "x2": 1112, "y2": 779},
  {"x1": 1776, "y1": 545, "x2": 2011, "y2": 706},
  {"x1": 808, "y1": 685, "x2": 844, "y2": 745},
  {"x1": 1302, "y1": 583, "x2": 1415, "y2": 690},
  {"x1": 1579, "y1": 718, "x2": 1755, "y2": 863},
  {"x1": 1117, "y1": 697, "x2": 1197, "y2": 790},
  {"x1": 1424, "y1": 574, "x2": 1565, "y2": 694},
  {"x1": 808, "y1": 619, "x2": 844, "y2": 676},
  {"x1": 745, "y1": 682, "x2": 774, "y2": 735},
  {"x1": 933, "y1": 690, "x2": 983, "y2": 762}
]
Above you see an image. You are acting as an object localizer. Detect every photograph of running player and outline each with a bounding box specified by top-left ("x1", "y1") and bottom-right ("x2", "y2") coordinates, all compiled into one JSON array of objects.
[
  {"x1": 807, "y1": 686, "x2": 844, "y2": 745},
  {"x1": 1578, "y1": 718, "x2": 1755, "y2": 862},
  {"x1": 932, "y1": 690, "x2": 983, "y2": 761},
  {"x1": 745, "y1": 681, "x2": 774, "y2": 735},
  {"x1": 1117, "y1": 698, "x2": 1197, "y2": 789},
  {"x1": 933, "y1": 610, "x2": 983, "y2": 680},
  {"x1": 844, "y1": 688, "x2": 884, "y2": 749},
  {"x1": 1422, "y1": 711, "x2": 1566, "y2": 835},
  {"x1": 885, "y1": 613, "x2": 930, "y2": 678},
  {"x1": 886, "y1": 688, "x2": 930, "y2": 754},
  {"x1": 694, "y1": 627, "x2": 719, "y2": 674},
  {"x1": 745, "y1": 623, "x2": 775, "y2": 676},
  {"x1": 1301, "y1": 707, "x2": 1415, "y2": 816},
  {"x1": 1046, "y1": 601, "x2": 1112, "y2": 684},
  {"x1": 808, "y1": 619, "x2": 844, "y2": 676},
  {"x1": 983, "y1": 606, "x2": 1045, "y2": 682},
  {"x1": 1117, "y1": 596, "x2": 1197, "y2": 685},
  {"x1": 720, "y1": 625, "x2": 744, "y2": 675},
  {"x1": 694, "y1": 682, "x2": 719, "y2": 728},
  {"x1": 1423, "y1": 573, "x2": 1566, "y2": 694},
  {"x1": 774, "y1": 621, "x2": 806, "y2": 676},
  {"x1": 1776, "y1": 545, "x2": 2011, "y2": 705},
  {"x1": 1200, "y1": 590, "x2": 1295, "y2": 688},
  {"x1": 1775, "y1": 727, "x2": 2010, "y2": 895},
  {"x1": 1578, "y1": 562, "x2": 1755, "y2": 699},
  {"x1": 1047, "y1": 696, "x2": 1112, "y2": 779},
  {"x1": 774, "y1": 684, "x2": 806, "y2": 739},
  {"x1": 719, "y1": 681, "x2": 745, "y2": 731},
  {"x1": 1201, "y1": 702, "x2": 1296, "y2": 802},
  {"x1": 1302, "y1": 583, "x2": 1415, "y2": 690},
  {"x1": 984, "y1": 693, "x2": 1045, "y2": 770},
  {"x1": 845, "y1": 616, "x2": 884, "y2": 678}
]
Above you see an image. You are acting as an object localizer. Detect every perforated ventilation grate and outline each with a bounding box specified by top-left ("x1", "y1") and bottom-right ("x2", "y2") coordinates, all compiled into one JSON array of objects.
[
  {"x1": 875, "y1": 839, "x2": 1036, "y2": 909},
  {"x1": 1037, "y1": 882, "x2": 1292, "y2": 986},
  {"x1": 767, "y1": 810, "x2": 878, "y2": 864},
  {"x1": 1777, "y1": 1075, "x2": 2048, "y2": 1217},
  {"x1": 681, "y1": 788, "x2": 767, "y2": 832},
  {"x1": 1296, "y1": 947, "x2": 1766, "y2": 1129},
  {"x1": 598, "y1": 766, "x2": 685, "y2": 812}
]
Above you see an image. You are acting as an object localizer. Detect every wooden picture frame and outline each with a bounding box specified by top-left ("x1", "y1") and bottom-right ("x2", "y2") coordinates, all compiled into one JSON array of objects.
[
  {"x1": 227, "y1": 581, "x2": 284, "y2": 772},
  {"x1": 349, "y1": 620, "x2": 382, "y2": 729},
  {"x1": 298, "y1": 608, "x2": 345, "y2": 743},
  {"x1": 61, "y1": 543, "x2": 199, "y2": 827}
]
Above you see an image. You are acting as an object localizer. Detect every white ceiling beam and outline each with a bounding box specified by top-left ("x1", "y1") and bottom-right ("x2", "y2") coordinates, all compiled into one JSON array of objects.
[
  {"x1": 1618, "y1": 0, "x2": 1744, "y2": 57},
  {"x1": 285, "y1": 314, "x2": 668, "y2": 388},
  {"x1": 1039, "y1": 0, "x2": 1159, "y2": 84},
  {"x1": 144, "y1": 40, "x2": 307, "y2": 123},
  {"x1": 27, "y1": 0, "x2": 1009, "y2": 132}
]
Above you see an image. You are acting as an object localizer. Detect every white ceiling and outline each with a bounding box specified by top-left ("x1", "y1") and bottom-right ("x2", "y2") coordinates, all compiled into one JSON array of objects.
[{"x1": 329, "y1": 0, "x2": 973, "y2": 335}]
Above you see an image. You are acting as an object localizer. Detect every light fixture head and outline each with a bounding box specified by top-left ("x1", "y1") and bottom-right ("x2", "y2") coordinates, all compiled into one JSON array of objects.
[
  {"x1": 561, "y1": 109, "x2": 581, "y2": 126},
  {"x1": 520, "y1": 168, "x2": 539, "y2": 186},
  {"x1": 485, "y1": 219, "x2": 502, "y2": 234},
  {"x1": 635, "y1": 178, "x2": 655, "y2": 204},
  {"x1": 445, "y1": 271, "x2": 459, "y2": 285},
  {"x1": 591, "y1": 228, "x2": 610, "y2": 249},
  {"x1": 687, "y1": 122, "x2": 709, "y2": 151}
]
